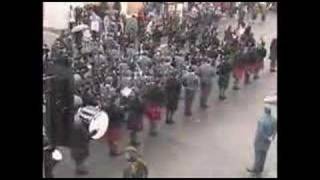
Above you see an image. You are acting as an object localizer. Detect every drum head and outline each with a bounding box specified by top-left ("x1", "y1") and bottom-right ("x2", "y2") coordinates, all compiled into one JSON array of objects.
[{"x1": 89, "y1": 111, "x2": 109, "y2": 140}]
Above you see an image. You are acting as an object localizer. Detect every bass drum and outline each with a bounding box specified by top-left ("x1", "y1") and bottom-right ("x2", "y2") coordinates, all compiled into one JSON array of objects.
[
  {"x1": 89, "y1": 111, "x2": 109, "y2": 140},
  {"x1": 75, "y1": 106, "x2": 110, "y2": 140}
]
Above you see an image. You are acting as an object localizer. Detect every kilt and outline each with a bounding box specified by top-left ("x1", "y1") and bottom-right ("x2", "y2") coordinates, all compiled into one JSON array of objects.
[
  {"x1": 166, "y1": 99, "x2": 179, "y2": 111},
  {"x1": 105, "y1": 127, "x2": 122, "y2": 142},
  {"x1": 254, "y1": 61, "x2": 264, "y2": 72},
  {"x1": 233, "y1": 66, "x2": 244, "y2": 80},
  {"x1": 145, "y1": 104, "x2": 162, "y2": 122},
  {"x1": 127, "y1": 113, "x2": 144, "y2": 131},
  {"x1": 245, "y1": 63, "x2": 256, "y2": 74},
  {"x1": 218, "y1": 75, "x2": 230, "y2": 89}
]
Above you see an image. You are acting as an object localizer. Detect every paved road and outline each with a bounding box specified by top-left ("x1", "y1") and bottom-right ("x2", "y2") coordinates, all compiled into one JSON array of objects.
[{"x1": 47, "y1": 12, "x2": 277, "y2": 178}]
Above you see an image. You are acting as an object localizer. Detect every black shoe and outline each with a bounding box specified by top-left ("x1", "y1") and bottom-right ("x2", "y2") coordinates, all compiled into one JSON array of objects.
[
  {"x1": 270, "y1": 69, "x2": 276, "y2": 72},
  {"x1": 253, "y1": 75, "x2": 259, "y2": 80},
  {"x1": 219, "y1": 95, "x2": 223, "y2": 100},
  {"x1": 200, "y1": 104, "x2": 209, "y2": 109},
  {"x1": 221, "y1": 96, "x2": 226, "y2": 100},
  {"x1": 109, "y1": 151, "x2": 121, "y2": 157},
  {"x1": 150, "y1": 131, "x2": 158, "y2": 137},
  {"x1": 166, "y1": 120, "x2": 175, "y2": 125},
  {"x1": 233, "y1": 86, "x2": 240, "y2": 90},
  {"x1": 246, "y1": 168, "x2": 258, "y2": 173}
]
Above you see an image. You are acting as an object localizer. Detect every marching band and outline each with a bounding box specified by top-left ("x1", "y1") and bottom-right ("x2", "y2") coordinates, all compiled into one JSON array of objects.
[{"x1": 43, "y1": 2, "x2": 277, "y2": 177}]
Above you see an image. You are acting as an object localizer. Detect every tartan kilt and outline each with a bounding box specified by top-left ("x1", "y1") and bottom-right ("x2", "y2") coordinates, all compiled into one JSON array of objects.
[
  {"x1": 254, "y1": 61, "x2": 264, "y2": 72},
  {"x1": 233, "y1": 66, "x2": 244, "y2": 80},
  {"x1": 105, "y1": 127, "x2": 122, "y2": 142},
  {"x1": 145, "y1": 104, "x2": 162, "y2": 122},
  {"x1": 127, "y1": 114, "x2": 144, "y2": 131},
  {"x1": 249, "y1": 63, "x2": 257, "y2": 73},
  {"x1": 244, "y1": 63, "x2": 255, "y2": 73}
]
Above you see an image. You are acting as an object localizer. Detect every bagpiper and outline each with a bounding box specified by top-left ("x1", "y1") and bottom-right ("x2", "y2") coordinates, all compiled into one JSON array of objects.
[
  {"x1": 182, "y1": 66, "x2": 199, "y2": 116},
  {"x1": 217, "y1": 56, "x2": 232, "y2": 100},
  {"x1": 254, "y1": 39, "x2": 267, "y2": 79},
  {"x1": 164, "y1": 71, "x2": 182, "y2": 124},
  {"x1": 144, "y1": 80, "x2": 165, "y2": 136},
  {"x1": 197, "y1": 59, "x2": 216, "y2": 109},
  {"x1": 269, "y1": 38, "x2": 277, "y2": 72}
]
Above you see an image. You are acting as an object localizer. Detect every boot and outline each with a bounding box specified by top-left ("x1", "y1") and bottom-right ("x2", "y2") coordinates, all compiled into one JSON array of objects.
[
  {"x1": 75, "y1": 162, "x2": 89, "y2": 176},
  {"x1": 233, "y1": 85, "x2": 240, "y2": 90},
  {"x1": 166, "y1": 112, "x2": 175, "y2": 125}
]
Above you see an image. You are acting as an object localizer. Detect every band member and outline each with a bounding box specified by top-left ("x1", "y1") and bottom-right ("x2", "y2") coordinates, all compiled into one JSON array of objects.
[
  {"x1": 127, "y1": 91, "x2": 145, "y2": 146},
  {"x1": 198, "y1": 59, "x2": 215, "y2": 109},
  {"x1": 164, "y1": 72, "x2": 182, "y2": 124},
  {"x1": 182, "y1": 67, "x2": 199, "y2": 116},
  {"x1": 47, "y1": 52, "x2": 75, "y2": 146},
  {"x1": 247, "y1": 105, "x2": 277, "y2": 176},
  {"x1": 103, "y1": 96, "x2": 124, "y2": 156},
  {"x1": 269, "y1": 38, "x2": 277, "y2": 72},
  {"x1": 70, "y1": 106, "x2": 98, "y2": 175},
  {"x1": 123, "y1": 146, "x2": 148, "y2": 178},
  {"x1": 217, "y1": 57, "x2": 232, "y2": 100},
  {"x1": 232, "y1": 47, "x2": 245, "y2": 90},
  {"x1": 144, "y1": 81, "x2": 165, "y2": 136},
  {"x1": 244, "y1": 45, "x2": 257, "y2": 84},
  {"x1": 254, "y1": 40, "x2": 267, "y2": 79},
  {"x1": 43, "y1": 127, "x2": 62, "y2": 178}
]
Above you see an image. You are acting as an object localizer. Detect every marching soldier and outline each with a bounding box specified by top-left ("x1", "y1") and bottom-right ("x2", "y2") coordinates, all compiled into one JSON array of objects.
[
  {"x1": 243, "y1": 46, "x2": 253, "y2": 85},
  {"x1": 164, "y1": 72, "x2": 182, "y2": 124},
  {"x1": 126, "y1": 90, "x2": 145, "y2": 146},
  {"x1": 182, "y1": 67, "x2": 199, "y2": 116},
  {"x1": 217, "y1": 57, "x2": 232, "y2": 100},
  {"x1": 269, "y1": 38, "x2": 277, "y2": 72},
  {"x1": 103, "y1": 96, "x2": 124, "y2": 157},
  {"x1": 232, "y1": 47, "x2": 245, "y2": 90},
  {"x1": 254, "y1": 40, "x2": 267, "y2": 79},
  {"x1": 70, "y1": 106, "x2": 99, "y2": 175},
  {"x1": 197, "y1": 59, "x2": 215, "y2": 109},
  {"x1": 144, "y1": 80, "x2": 165, "y2": 136},
  {"x1": 43, "y1": 126, "x2": 63, "y2": 178},
  {"x1": 123, "y1": 146, "x2": 148, "y2": 178}
]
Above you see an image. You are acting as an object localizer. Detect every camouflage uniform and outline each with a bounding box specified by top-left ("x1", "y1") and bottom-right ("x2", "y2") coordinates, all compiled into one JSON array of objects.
[{"x1": 123, "y1": 147, "x2": 148, "y2": 178}]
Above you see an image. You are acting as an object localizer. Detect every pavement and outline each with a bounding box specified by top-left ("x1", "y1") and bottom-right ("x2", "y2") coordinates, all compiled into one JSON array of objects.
[{"x1": 44, "y1": 11, "x2": 277, "y2": 178}]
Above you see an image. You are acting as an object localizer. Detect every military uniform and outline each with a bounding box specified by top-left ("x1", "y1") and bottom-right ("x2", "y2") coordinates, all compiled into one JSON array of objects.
[
  {"x1": 144, "y1": 84, "x2": 165, "y2": 136},
  {"x1": 182, "y1": 71, "x2": 199, "y2": 116},
  {"x1": 198, "y1": 62, "x2": 215, "y2": 108},
  {"x1": 123, "y1": 159, "x2": 149, "y2": 178},
  {"x1": 269, "y1": 38, "x2": 277, "y2": 72},
  {"x1": 165, "y1": 74, "x2": 182, "y2": 124},
  {"x1": 232, "y1": 50, "x2": 245, "y2": 90},
  {"x1": 217, "y1": 60, "x2": 232, "y2": 100},
  {"x1": 254, "y1": 43, "x2": 267, "y2": 79},
  {"x1": 127, "y1": 95, "x2": 145, "y2": 146},
  {"x1": 103, "y1": 100, "x2": 124, "y2": 156},
  {"x1": 123, "y1": 146, "x2": 148, "y2": 178}
]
